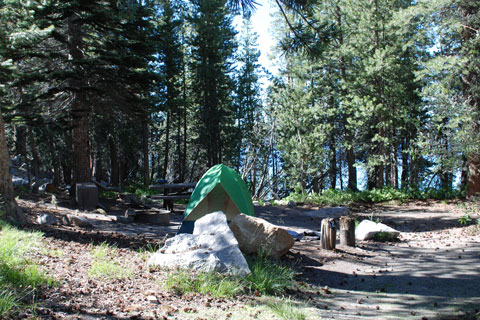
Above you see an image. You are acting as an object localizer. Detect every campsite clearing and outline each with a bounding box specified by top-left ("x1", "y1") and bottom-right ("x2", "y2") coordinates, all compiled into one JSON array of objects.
[{"x1": 9, "y1": 195, "x2": 480, "y2": 319}]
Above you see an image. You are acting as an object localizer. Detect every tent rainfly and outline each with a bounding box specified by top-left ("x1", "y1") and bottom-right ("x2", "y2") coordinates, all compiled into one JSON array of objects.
[{"x1": 178, "y1": 164, "x2": 254, "y2": 234}]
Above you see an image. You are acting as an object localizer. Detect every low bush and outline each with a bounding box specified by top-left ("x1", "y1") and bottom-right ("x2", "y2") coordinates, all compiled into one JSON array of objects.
[{"x1": 284, "y1": 186, "x2": 464, "y2": 207}]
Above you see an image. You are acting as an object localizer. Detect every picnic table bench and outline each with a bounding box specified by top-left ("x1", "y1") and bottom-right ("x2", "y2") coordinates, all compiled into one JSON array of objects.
[{"x1": 149, "y1": 183, "x2": 197, "y2": 211}]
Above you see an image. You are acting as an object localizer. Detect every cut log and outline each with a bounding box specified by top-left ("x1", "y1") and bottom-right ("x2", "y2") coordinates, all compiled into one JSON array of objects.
[
  {"x1": 321, "y1": 218, "x2": 336, "y2": 250},
  {"x1": 340, "y1": 216, "x2": 355, "y2": 247}
]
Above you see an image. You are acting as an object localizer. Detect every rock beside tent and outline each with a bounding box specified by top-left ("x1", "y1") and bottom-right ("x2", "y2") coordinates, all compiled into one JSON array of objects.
[
  {"x1": 148, "y1": 211, "x2": 250, "y2": 276},
  {"x1": 229, "y1": 213, "x2": 295, "y2": 258}
]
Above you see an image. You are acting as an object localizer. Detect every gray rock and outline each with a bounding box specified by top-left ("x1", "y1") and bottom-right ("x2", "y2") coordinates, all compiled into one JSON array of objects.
[
  {"x1": 355, "y1": 220, "x2": 400, "y2": 241},
  {"x1": 229, "y1": 214, "x2": 295, "y2": 258},
  {"x1": 96, "y1": 208, "x2": 107, "y2": 215},
  {"x1": 115, "y1": 216, "x2": 134, "y2": 223},
  {"x1": 12, "y1": 176, "x2": 28, "y2": 186},
  {"x1": 148, "y1": 211, "x2": 250, "y2": 276},
  {"x1": 146, "y1": 295, "x2": 158, "y2": 304},
  {"x1": 97, "y1": 202, "x2": 108, "y2": 211},
  {"x1": 36, "y1": 213, "x2": 57, "y2": 225},
  {"x1": 286, "y1": 230, "x2": 303, "y2": 240},
  {"x1": 302, "y1": 206, "x2": 349, "y2": 219},
  {"x1": 287, "y1": 200, "x2": 297, "y2": 208},
  {"x1": 193, "y1": 211, "x2": 231, "y2": 235},
  {"x1": 125, "y1": 208, "x2": 136, "y2": 217},
  {"x1": 67, "y1": 214, "x2": 94, "y2": 228}
]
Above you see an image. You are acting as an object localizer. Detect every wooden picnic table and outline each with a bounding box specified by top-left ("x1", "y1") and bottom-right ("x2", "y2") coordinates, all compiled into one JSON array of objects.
[{"x1": 149, "y1": 183, "x2": 197, "y2": 211}]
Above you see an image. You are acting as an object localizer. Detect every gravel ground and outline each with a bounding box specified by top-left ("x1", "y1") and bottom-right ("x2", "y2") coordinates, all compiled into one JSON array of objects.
[{"x1": 11, "y1": 195, "x2": 480, "y2": 319}]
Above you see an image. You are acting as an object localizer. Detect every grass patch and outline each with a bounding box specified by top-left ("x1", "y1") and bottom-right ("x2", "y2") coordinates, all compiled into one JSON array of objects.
[
  {"x1": 265, "y1": 298, "x2": 307, "y2": 320},
  {"x1": 88, "y1": 242, "x2": 133, "y2": 280},
  {"x1": 164, "y1": 254, "x2": 296, "y2": 298},
  {"x1": 165, "y1": 269, "x2": 243, "y2": 298},
  {"x1": 245, "y1": 254, "x2": 296, "y2": 295},
  {"x1": 0, "y1": 221, "x2": 53, "y2": 317}
]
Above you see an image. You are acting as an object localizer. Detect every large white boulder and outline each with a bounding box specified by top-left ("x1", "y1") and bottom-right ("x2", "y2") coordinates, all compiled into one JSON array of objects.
[
  {"x1": 355, "y1": 220, "x2": 400, "y2": 241},
  {"x1": 148, "y1": 211, "x2": 250, "y2": 276},
  {"x1": 229, "y1": 213, "x2": 294, "y2": 258}
]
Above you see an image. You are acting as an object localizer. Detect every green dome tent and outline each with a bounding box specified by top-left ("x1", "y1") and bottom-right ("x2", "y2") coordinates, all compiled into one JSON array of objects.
[{"x1": 178, "y1": 164, "x2": 254, "y2": 234}]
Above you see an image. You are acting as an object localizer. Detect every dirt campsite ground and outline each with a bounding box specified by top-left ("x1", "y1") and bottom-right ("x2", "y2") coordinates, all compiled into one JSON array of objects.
[{"x1": 11, "y1": 193, "x2": 480, "y2": 320}]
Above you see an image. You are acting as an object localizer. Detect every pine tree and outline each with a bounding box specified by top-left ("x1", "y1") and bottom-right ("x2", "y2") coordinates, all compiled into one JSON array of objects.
[
  {"x1": 189, "y1": 0, "x2": 237, "y2": 168},
  {"x1": 234, "y1": 18, "x2": 268, "y2": 195}
]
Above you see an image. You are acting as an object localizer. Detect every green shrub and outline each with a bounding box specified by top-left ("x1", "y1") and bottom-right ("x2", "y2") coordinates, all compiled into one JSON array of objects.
[
  {"x1": 283, "y1": 186, "x2": 463, "y2": 207},
  {"x1": 99, "y1": 190, "x2": 118, "y2": 200}
]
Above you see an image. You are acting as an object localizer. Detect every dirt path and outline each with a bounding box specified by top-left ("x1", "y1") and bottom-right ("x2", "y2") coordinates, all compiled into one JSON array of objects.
[
  {"x1": 15, "y1": 196, "x2": 480, "y2": 319},
  {"x1": 259, "y1": 201, "x2": 480, "y2": 319}
]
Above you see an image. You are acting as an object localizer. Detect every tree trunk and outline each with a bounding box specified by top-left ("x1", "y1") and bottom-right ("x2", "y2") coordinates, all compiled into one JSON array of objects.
[
  {"x1": 339, "y1": 216, "x2": 355, "y2": 247},
  {"x1": 0, "y1": 111, "x2": 26, "y2": 225},
  {"x1": 393, "y1": 145, "x2": 399, "y2": 189},
  {"x1": 376, "y1": 164, "x2": 384, "y2": 189},
  {"x1": 385, "y1": 163, "x2": 391, "y2": 186},
  {"x1": 346, "y1": 146, "x2": 357, "y2": 191},
  {"x1": 142, "y1": 121, "x2": 150, "y2": 186},
  {"x1": 321, "y1": 218, "x2": 336, "y2": 250},
  {"x1": 14, "y1": 125, "x2": 27, "y2": 160},
  {"x1": 68, "y1": 15, "x2": 91, "y2": 186},
  {"x1": 329, "y1": 137, "x2": 337, "y2": 189},
  {"x1": 49, "y1": 134, "x2": 61, "y2": 186},
  {"x1": 461, "y1": 154, "x2": 468, "y2": 193},
  {"x1": 461, "y1": 3, "x2": 480, "y2": 197},
  {"x1": 367, "y1": 168, "x2": 376, "y2": 190},
  {"x1": 163, "y1": 111, "x2": 170, "y2": 179},
  {"x1": 401, "y1": 138, "x2": 409, "y2": 189},
  {"x1": 109, "y1": 135, "x2": 119, "y2": 187},
  {"x1": 28, "y1": 126, "x2": 40, "y2": 178},
  {"x1": 467, "y1": 155, "x2": 480, "y2": 197}
]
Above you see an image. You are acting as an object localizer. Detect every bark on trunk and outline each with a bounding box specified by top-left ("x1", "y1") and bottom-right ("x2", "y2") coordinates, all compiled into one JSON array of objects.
[
  {"x1": 142, "y1": 121, "x2": 149, "y2": 186},
  {"x1": 28, "y1": 126, "x2": 40, "y2": 178},
  {"x1": 467, "y1": 154, "x2": 480, "y2": 197},
  {"x1": 68, "y1": 15, "x2": 91, "y2": 186},
  {"x1": 346, "y1": 147, "x2": 357, "y2": 191},
  {"x1": 329, "y1": 137, "x2": 337, "y2": 189},
  {"x1": 0, "y1": 111, "x2": 26, "y2": 225},
  {"x1": 401, "y1": 138, "x2": 409, "y2": 189},
  {"x1": 49, "y1": 134, "x2": 61, "y2": 186},
  {"x1": 163, "y1": 111, "x2": 170, "y2": 179},
  {"x1": 109, "y1": 135, "x2": 119, "y2": 187}
]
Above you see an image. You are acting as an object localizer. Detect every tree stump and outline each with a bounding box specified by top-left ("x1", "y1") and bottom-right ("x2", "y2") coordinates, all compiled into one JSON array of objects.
[
  {"x1": 340, "y1": 216, "x2": 355, "y2": 247},
  {"x1": 321, "y1": 218, "x2": 336, "y2": 250}
]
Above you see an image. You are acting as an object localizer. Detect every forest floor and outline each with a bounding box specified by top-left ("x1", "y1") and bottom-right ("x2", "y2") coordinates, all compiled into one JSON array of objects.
[{"x1": 11, "y1": 193, "x2": 480, "y2": 319}]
